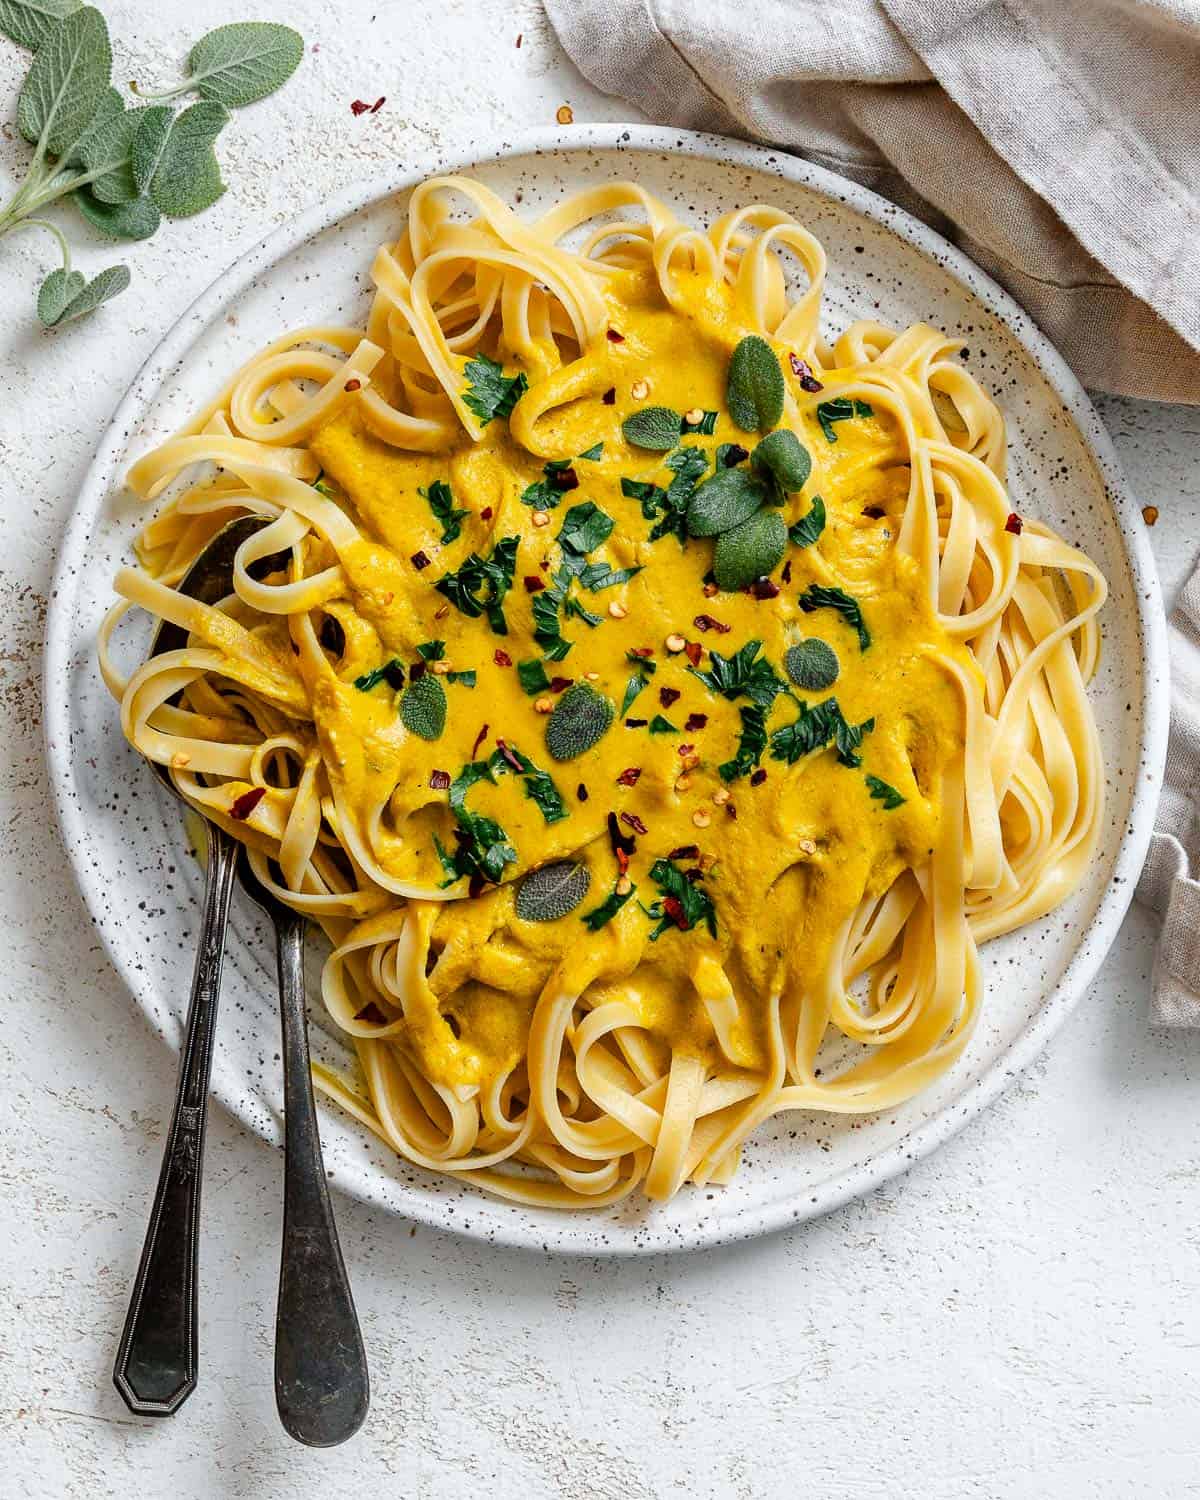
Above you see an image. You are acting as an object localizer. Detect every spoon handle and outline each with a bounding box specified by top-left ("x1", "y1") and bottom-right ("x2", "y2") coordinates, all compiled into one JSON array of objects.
[
  {"x1": 272, "y1": 911, "x2": 369, "y2": 1446},
  {"x1": 113, "y1": 822, "x2": 239, "y2": 1416}
]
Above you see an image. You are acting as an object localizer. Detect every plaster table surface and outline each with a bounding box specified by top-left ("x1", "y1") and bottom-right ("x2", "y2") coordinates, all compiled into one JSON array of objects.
[{"x1": 1, "y1": 5, "x2": 1198, "y2": 1497}]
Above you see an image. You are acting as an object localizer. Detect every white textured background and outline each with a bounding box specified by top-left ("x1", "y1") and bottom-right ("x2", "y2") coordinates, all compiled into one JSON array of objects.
[{"x1": 2, "y1": 4, "x2": 1199, "y2": 1496}]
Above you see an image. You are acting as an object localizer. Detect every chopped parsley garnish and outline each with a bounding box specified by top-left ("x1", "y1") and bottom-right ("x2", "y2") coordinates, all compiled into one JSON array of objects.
[
  {"x1": 620, "y1": 650, "x2": 657, "y2": 717},
  {"x1": 521, "y1": 457, "x2": 579, "y2": 509},
  {"x1": 416, "y1": 640, "x2": 445, "y2": 661},
  {"x1": 866, "y1": 773, "x2": 906, "y2": 809},
  {"x1": 797, "y1": 584, "x2": 871, "y2": 650},
  {"x1": 688, "y1": 638, "x2": 787, "y2": 708},
  {"x1": 719, "y1": 703, "x2": 767, "y2": 783},
  {"x1": 435, "y1": 536, "x2": 519, "y2": 636},
  {"x1": 489, "y1": 742, "x2": 568, "y2": 824},
  {"x1": 462, "y1": 353, "x2": 528, "y2": 426},
  {"x1": 624, "y1": 443, "x2": 708, "y2": 545},
  {"x1": 313, "y1": 476, "x2": 338, "y2": 500},
  {"x1": 769, "y1": 697, "x2": 875, "y2": 769},
  {"x1": 788, "y1": 494, "x2": 826, "y2": 548},
  {"x1": 563, "y1": 595, "x2": 604, "y2": 626},
  {"x1": 578, "y1": 442, "x2": 604, "y2": 461},
  {"x1": 434, "y1": 760, "x2": 518, "y2": 889},
  {"x1": 647, "y1": 714, "x2": 678, "y2": 734},
  {"x1": 446, "y1": 670, "x2": 477, "y2": 687},
  {"x1": 681, "y1": 409, "x2": 718, "y2": 435},
  {"x1": 579, "y1": 560, "x2": 642, "y2": 591},
  {"x1": 558, "y1": 501, "x2": 614, "y2": 555},
  {"x1": 816, "y1": 397, "x2": 873, "y2": 443},
  {"x1": 581, "y1": 879, "x2": 636, "y2": 931},
  {"x1": 353, "y1": 658, "x2": 406, "y2": 692},
  {"x1": 419, "y1": 480, "x2": 470, "y2": 544},
  {"x1": 517, "y1": 658, "x2": 552, "y2": 696},
  {"x1": 646, "y1": 857, "x2": 717, "y2": 940}
]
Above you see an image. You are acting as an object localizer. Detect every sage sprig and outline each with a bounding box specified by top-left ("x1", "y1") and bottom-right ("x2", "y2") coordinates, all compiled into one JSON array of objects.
[{"x1": 0, "y1": 5, "x2": 303, "y2": 326}]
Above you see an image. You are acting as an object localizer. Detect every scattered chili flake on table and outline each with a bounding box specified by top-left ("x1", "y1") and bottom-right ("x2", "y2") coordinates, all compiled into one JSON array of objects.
[
  {"x1": 556, "y1": 104, "x2": 574, "y2": 124},
  {"x1": 230, "y1": 786, "x2": 266, "y2": 821},
  {"x1": 1004, "y1": 512, "x2": 1023, "y2": 535},
  {"x1": 429, "y1": 769, "x2": 451, "y2": 790},
  {"x1": 516, "y1": 32, "x2": 522, "y2": 46},
  {"x1": 471, "y1": 723, "x2": 489, "y2": 758},
  {"x1": 370, "y1": 96, "x2": 385, "y2": 112},
  {"x1": 1143, "y1": 505, "x2": 1159, "y2": 526},
  {"x1": 789, "y1": 353, "x2": 824, "y2": 392},
  {"x1": 411, "y1": 550, "x2": 431, "y2": 570},
  {"x1": 350, "y1": 99, "x2": 370, "y2": 115},
  {"x1": 616, "y1": 767, "x2": 642, "y2": 786},
  {"x1": 494, "y1": 648, "x2": 512, "y2": 667}
]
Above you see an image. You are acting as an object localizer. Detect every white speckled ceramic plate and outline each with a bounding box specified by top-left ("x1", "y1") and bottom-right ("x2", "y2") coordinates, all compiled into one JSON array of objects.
[{"x1": 45, "y1": 125, "x2": 1167, "y2": 1254}]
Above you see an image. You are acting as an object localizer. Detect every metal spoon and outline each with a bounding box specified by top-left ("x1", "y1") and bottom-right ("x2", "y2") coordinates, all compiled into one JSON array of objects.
[
  {"x1": 237, "y1": 851, "x2": 369, "y2": 1446},
  {"x1": 114, "y1": 516, "x2": 273, "y2": 1417}
]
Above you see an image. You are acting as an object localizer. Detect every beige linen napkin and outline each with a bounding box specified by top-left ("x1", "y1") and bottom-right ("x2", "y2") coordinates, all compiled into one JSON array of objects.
[{"x1": 545, "y1": 0, "x2": 1200, "y2": 405}]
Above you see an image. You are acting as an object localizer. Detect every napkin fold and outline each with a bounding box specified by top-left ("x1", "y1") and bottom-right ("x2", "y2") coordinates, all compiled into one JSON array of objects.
[{"x1": 545, "y1": 0, "x2": 1200, "y2": 405}]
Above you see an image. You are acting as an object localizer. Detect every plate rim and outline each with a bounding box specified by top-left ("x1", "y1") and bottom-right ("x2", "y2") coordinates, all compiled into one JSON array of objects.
[{"x1": 43, "y1": 121, "x2": 1169, "y2": 1254}]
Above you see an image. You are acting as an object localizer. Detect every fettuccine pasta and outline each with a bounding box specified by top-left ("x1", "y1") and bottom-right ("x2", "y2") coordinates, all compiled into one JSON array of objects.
[{"x1": 102, "y1": 177, "x2": 1105, "y2": 1207}]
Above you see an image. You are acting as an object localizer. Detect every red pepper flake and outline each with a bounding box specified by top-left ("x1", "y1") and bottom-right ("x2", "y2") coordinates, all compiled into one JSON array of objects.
[
  {"x1": 577, "y1": 782, "x2": 589, "y2": 801},
  {"x1": 230, "y1": 786, "x2": 266, "y2": 821},
  {"x1": 616, "y1": 767, "x2": 642, "y2": 787},
  {"x1": 471, "y1": 723, "x2": 489, "y2": 758},
  {"x1": 602, "y1": 387, "x2": 616, "y2": 405},
  {"x1": 616, "y1": 846, "x2": 630, "y2": 874},
  {"x1": 350, "y1": 99, "x2": 371, "y2": 115},
  {"x1": 524, "y1": 575, "x2": 547, "y2": 593},
  {"x1": 355, "y1": 1001, "x2": 388, "y2": 1025},
  {"x1": 606, "y1": 329, "x2": 625, "y2": 343},
  {"x1": 344, "y1": 378, "x2": 362, "y2": 392},
  {"x1": 725, "y1": 802, "x2": 738, "y2": 819},
  {"x1": 435, "y1": 604, "x2": 449, "y2": 620},
  {"x1": 608, "y1": 810, "x2": 636, "y2": 856},
  {"x1": 410, "y1": 660, "x2": 426, "y2": 681},
  {"x1": 669, "y1": 844, "x2": 700, "y2": 861},
  {"x1": 748, "y1": 577, "x2": 780, "y2": 600},
  {"x1": 516, "y1": 32, "x2": 522, "y2": 46},
  {"x1": 625, "y1": 717, "x2": 648, "y2": 728},
  {"x1": 555, "y1": 466, "x2": 580, "y2": 492},
  {"x1": 722, "y1": 443, "x2": 750, "y2": 467},
  {"x1": 862, "y1": 504, "x2": 885, "y2": 519},
  {"x1": 1005, "y1": 512, "x2": 1023, "y2": 535},
  {"x1": 468, "y1": 873, "x2": 486, "y2": 898},
  {"x1": 620, "y1": 811, "x2": 648, "y2": 836},
  {"x1": 750, "y1": 768, "x2": 767, "y2": 787},
  {"x1": 494, "y1": 648, "x2": 512, "y2": 667},
  {"x1": 659, "y1": 686, "x2": 681, "y2": 708},
  {"x1": 429, "y1": 769, "x2": 451, "y2": 790},
  {"x1": 694, "y1": 613, "x2": 731, "y2": 634},
  {"x1": 789, "y1": 353, "x2": 824, "y2": 392},
  {"x1": 677, "y1": 743, "x2": 695, "y2": 757},
  {"x1": 369, "y1": 95, "x2": 386, "y2": 113},
  {"x1": 495, "y1": 738, "x2": 524, "y2": 772},
  {"x1": 662, "y1": 895, "x2": 690, "y2": 931},
  {"x1": 549, "y1": 676, "x2": 574, "y2": 693},
  {"x1": 684, "y1": 712, "x2": 708, "y2": 731},
  {"x1": 629, "y1": 645, "x2": 654, "y2": 659},
  {"x1": 411, "y1": 550, "x2": 431, "y2": 570},
  {"x1": 781, "y1": 559, "x2": 793, "y2": 584},
  {"x1": 481, "y1": 506, "x2": 494, "y2": 520},
  {"x1": 684, "y1": 640, "x2": 703, "y2": 667}
]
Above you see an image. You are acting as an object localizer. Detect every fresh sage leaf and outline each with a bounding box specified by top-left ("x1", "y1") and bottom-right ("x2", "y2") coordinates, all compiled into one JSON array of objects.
[
  {"x1": 39, "y1": 261, "x2": 129, "y2": 324},
  {"x1": 400, "y1": 674, "x2": 447, "y2": 741},
  {"x1": 36, "y1": 266, "x2": 84, "y2": 325},
  {"x1": 75, "y1": 104, "x2": 138, "y2": 202},
  {"x1": 545, "y1": 683, "x2": 614, "y2": 761},
  {"x1": 131, "y1": 103, "x2": 173, "y2": 195},
  {"x1": 17, "y1": 5, "x2": 112, "y2": 156},
  {"x1": 784, "y1": 639, "x2": 839, "y2": 692},
  {"x1": 149, "y1": 99, "x2": 228, "y2": 216},
  {"x1": 183, "y1": 22, "x2": 304, "y2": 108},
  {"x1": 516, "y1": 861, "x2": 591, "y2": 923},
  {"x1": 685, "y1": 466, "x2": 767, "y2": 538},
  {"x1": 753, "y1": 429, "x2": 811, "y2": 492},
  {"x1": 622, "y1": 405, "x2": 681, "y2": 451},
  {"x1": 62, "y1": 82, "x2": 120, "y2": 162},
  {"x1": 72, "y1": 186, "x2": 160, "y2": 239},
  {"x1": 712, "y1": 508, "x2": 787, "y2": 592},
  {"x1": 727, "y1": 334, "x2": 784, "y2": 433},
  {"x1": 0, "y1": 0, "x2": 80, "y2": 52}
]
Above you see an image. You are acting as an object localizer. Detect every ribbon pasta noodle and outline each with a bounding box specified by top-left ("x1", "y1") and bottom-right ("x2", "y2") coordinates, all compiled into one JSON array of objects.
[{"x1": 103, "y1": 177, "x2": 1105, "y2": 1208}]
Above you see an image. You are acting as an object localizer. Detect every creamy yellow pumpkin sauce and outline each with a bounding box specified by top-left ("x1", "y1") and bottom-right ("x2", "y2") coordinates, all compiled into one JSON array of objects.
[{"x1": 306, "y1": 266, "x2": 967, "y2": 1092}]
